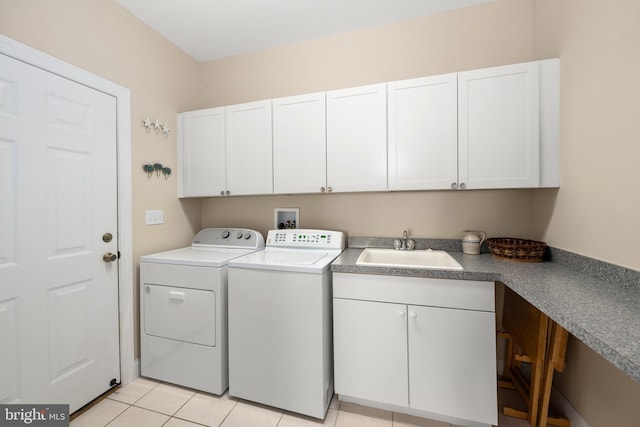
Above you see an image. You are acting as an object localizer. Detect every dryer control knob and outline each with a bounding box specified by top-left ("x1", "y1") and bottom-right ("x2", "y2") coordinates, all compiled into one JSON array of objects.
[
  {"x1": 222, "y1": 230, "x2": 230, "y2": 239},
  {"x1": 236, "y1": 232, "x2": 244, "y2": 239}
]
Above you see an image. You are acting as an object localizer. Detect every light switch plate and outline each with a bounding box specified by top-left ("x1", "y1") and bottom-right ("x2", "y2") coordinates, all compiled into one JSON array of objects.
[{"x1": 145, "y1": 209, "x2": 163, "y2": 225}]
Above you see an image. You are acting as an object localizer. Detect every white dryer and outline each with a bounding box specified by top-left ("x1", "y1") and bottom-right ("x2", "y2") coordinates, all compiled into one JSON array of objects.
[
  {"x1": 227, "y1": 229, "x2": 345, "y2": 418},
  {"x1": 140, "y1": 228, "x2": 264, "y2": 394}
]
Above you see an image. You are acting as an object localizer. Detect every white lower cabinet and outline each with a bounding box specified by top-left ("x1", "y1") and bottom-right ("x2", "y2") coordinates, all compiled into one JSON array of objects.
[
  {"x1": 333, "y1": 273, "x2": 497, "y2": 426},
  {"x1": 407, "y1": 304, "x2": 497, "y2": 424},
  {"x1": 333, "y1": 298, "x2": 409, "y2": 406}
]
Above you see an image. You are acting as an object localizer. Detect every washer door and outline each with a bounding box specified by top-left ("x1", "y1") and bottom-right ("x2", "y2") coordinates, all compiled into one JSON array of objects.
[{"x1": 143, "y1": 284, "x2": 216, "y2": 347}]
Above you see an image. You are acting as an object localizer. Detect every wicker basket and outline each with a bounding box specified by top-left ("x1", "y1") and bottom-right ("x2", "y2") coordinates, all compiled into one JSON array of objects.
[{"x1": 486, "y1": 238, "x2": 547, "y2": 262}]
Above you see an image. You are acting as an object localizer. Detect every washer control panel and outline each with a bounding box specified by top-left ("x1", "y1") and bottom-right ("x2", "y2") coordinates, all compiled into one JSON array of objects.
[{"x1": 267, "y1": 229, "x2": 344, "y2": 250}]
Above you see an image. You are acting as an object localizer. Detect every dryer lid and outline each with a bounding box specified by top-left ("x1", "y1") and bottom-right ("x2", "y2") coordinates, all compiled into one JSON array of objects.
[{"x1": 140, "y1": 246, "x2": 259, "y2": 267}]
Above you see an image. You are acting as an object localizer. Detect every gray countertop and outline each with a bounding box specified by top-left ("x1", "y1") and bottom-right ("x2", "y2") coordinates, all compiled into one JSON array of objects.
[{"x1": 330, "y1": 243, "x2": 640, "y2": 382}]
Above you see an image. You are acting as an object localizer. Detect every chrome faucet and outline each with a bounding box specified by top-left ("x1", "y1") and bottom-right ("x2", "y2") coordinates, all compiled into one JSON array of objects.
[{"x1": 394, "y1": 230, "x2": 415, "y2": 251}]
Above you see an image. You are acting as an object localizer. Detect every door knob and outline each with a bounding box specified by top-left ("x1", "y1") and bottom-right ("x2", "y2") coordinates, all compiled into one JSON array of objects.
[{"x1": 103, "y1": 252, "x2": 117, "y2": 262}]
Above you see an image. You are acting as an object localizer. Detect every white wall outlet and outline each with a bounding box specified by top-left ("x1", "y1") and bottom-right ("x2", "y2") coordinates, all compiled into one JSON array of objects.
[{"x1": 145, "y1": 209, "x2": 164, "y2": 225}]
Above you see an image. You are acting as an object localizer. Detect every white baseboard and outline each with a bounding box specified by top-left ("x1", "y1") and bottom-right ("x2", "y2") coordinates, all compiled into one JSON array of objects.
[
  {"x1": 121, "y1": 358, "x2": 140, "y2": 386},
  {"x1": 551, "y1": 388, "x2": 591, "y2": 427},
  {"x1": 497, "y1": 355, "x2": 589, "y2": 427}
]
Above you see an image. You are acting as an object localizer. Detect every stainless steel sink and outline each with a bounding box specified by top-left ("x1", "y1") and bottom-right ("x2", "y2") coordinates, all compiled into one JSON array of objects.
[{"x1": 356, "y1": 248, "x2": 463, "y2": 270}]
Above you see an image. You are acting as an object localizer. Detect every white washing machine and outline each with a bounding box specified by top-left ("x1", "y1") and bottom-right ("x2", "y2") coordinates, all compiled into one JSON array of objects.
[
  {"x1": 227, "y1": 229, "x2": 345, "y2": 418},
  {"x1": 140, "y1": 228, "x2": 264, "y2": 395}
]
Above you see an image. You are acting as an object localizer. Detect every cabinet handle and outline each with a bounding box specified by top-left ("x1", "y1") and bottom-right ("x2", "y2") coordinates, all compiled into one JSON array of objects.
[
  {"x1": 327, "y1": 187, "x2": 333, "y2": 193},
  {"x1": 398, "y1": 311, "x2": 406, "y2": 318},
  {"x1": 459, "y1": 182, "x2": 467, "y2": 190},
  {"x1": 220, "y1": 190, "x2": 225, "y2": 196},
  {"x1": 320, "y1": 187, "x2": 325, "y2": 193},
  {"x1": 451, "y1": 182, "x2": 457, "y2": 190},
  {"x1": 226, "y1": 190, "x2": 230, "y2": 196},
  {"x1": 409, "y1": 311, "x2": 417, "y2": 319}
]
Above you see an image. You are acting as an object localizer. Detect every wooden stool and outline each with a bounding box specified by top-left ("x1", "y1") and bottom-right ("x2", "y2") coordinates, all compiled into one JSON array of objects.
[
  {"x1": 538, "y1": 321, "x2": 569, "y2": 427},
  {"x1": 499, "y1": 287, "x2": 570, "y2": 427}
]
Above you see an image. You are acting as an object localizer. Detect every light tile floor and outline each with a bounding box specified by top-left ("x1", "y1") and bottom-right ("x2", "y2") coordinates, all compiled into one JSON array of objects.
[{"x1": 71, "y1": 377, "x2": 532, "y2": 427}]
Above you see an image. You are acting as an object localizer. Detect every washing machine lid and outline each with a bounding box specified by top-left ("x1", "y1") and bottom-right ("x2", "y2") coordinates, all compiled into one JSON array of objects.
[
  {"x1": 227, "y1": 248, "x2": 342, "y2": 273},
  {"x1": 140, "y1": 246, "x2": 261, "y2": 267}
]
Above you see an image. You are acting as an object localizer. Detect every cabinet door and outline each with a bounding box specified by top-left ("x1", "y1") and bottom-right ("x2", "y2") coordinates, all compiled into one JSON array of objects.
[
  {"x1": 408, "y1": 305, "x2": 497, "y2": 425},
  {"x1": 458, "y1": 61, "x2": 539, "y2": 189},
  {"x1": 178, "y1": 108, "x2": 226, "y2": 197},
  {"x1": 326, "y1": 83, "x2": 387, "y2": 192},
  {"x1": 225, "y1": 100, "x2": 273, "y2": 195},
  {"x1": 333, "y1": 298, "x2": 409, "y2": 407},
  {"x1": 272, "y1": 92, "x2": 326, "y2": 194},
  {"x1": 388, "y1": 74, "x2": 458, "y2": 190}
]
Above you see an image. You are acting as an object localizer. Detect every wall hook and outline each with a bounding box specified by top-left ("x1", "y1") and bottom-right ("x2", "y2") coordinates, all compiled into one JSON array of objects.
[
  {"x1": 153, "y1": 163, "x2": 163, "y2": 177},
  {"x1": 142, "y1": 117, "x2": 152, "y2": 132},
  {"x1": 143, "y1": 164, "x2": 154, "y2": 178}
]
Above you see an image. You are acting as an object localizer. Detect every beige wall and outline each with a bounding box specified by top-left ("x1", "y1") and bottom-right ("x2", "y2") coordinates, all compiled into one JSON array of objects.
[
  {"x1": 532, "y1": 0, "x2": 640, "y2": 270},
  {"x1": 197, "y1": 0, "x2": 533, "y2": 106},
  {"x1": 199, "y1": 0, "x2": 537, "y2": 241},
  {"x1": 0, "y1": 0, "x2": 203, "y2": 357},
  {"x1": 3, "y1": 0, "x2": 640, "y2": 425},
  {"x1": 531, "y1": 1, "x2": 640, "y2": 426},
  {"x1": 197, "y1": 0, "x2": 640, "y2": 426}
]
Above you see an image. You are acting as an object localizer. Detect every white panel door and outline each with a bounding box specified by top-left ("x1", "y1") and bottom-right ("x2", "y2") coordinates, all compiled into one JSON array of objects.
[
  {"x1": 333, "y1": 298, "x2": 409, "y2": 407},
  {"x1": 388, "y1": 74, "x2": 458, "y2": 190},
  {"x1": 408, "y1": 305, "x2": 497, "y2": 425},
  {"x1": 458, "y1": 61, "x2": 540, "y2": 189},
  {"x1": 178, "y1": 107, "x2": 226, "y2": 197},
  {"x1": 272, "y1": 92, "x2": 327, "y2": 194},
  {"x1": 225, "y1": 100, "x2": 273, "y2": 195},
  {"x1": 0, "y1": 54, "x2": 119, "y2": 412},
  {"x1": 326, "y1": 83, "x2": 387, "y2": 192}
]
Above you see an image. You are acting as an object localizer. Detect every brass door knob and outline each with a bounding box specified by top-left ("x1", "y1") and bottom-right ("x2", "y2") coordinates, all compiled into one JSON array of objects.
[{"x1": 103, "y1": 252, "x2": 117, "y2": 262}]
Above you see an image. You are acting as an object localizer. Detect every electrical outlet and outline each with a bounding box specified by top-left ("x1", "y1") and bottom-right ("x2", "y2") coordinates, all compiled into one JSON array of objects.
[{"x1": 145, "y1": 209, "x2": 164, "y2": 225}]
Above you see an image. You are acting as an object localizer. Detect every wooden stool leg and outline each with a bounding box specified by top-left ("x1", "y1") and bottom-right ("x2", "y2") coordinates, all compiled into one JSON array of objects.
[
  {"x1": 498, "y1": 331, "x2": 515, "y2": 388},
  {"x1": 537, "y1": 322, "x2": 570, "y2": 427}
]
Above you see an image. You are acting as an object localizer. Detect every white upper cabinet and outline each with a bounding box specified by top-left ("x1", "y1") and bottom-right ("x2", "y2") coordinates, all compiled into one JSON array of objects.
[
  {"x1": 538, "y1": 59, "x2": 560, "y2": 188},
  {"x1": 389, "y1": 59, "x2": 559, "y2": 191},
  {"x1": 326, "y1": 83, "x2": 388, "y2": 193},
  {"x1": 178, "y1": 107, "x2": 226, "y2": 197},
  {"x1": 225, "y1": 100, "x2": 273, "y2": 196},
  {"x1": 179, "y1": 59, "x2": 559, "y2": 197},
  {"x1": 272, "y1": 92, "x2": 327, "y2": 194},
  {"x1": 458, "y1": 61, "x2": 540, "y2": 189},
  {"x1": 387, "y1": 74, "x2": 458, "y2": 191}
]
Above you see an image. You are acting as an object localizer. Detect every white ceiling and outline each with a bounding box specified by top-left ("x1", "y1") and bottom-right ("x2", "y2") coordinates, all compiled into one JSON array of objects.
[{"x1": 115, "y1": 0, "x2": 493, "y2": 62}]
